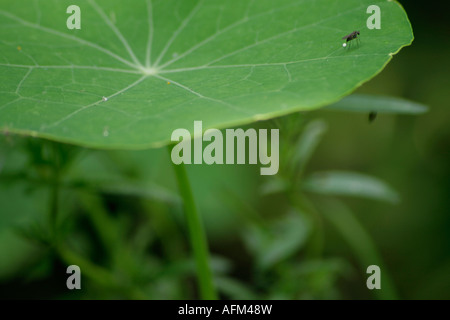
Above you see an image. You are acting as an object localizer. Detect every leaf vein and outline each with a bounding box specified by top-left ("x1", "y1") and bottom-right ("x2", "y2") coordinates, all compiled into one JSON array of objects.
[
  {"x1": 0, "y1": 10, "x2": 137, "y2": 69},
  {"x1": 145, "y1": 0, "x2": 154, "y2": 67},
  {"x1": 153, "y1": 0, "x2": 205, "y2": 67},
  {"x1": 44, "y1": 75, "x2": 148, "y2": 129},
  {"x1": 88, "y1": 0, "x2": 142, "y2": 67}
]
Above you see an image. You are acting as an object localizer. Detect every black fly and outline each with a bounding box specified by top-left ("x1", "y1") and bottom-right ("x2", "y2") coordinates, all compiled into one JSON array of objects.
[
  {"x1": 342, "y1": 31, "x2": 360, "y2": 48},
  {"x1": 369, "y1": 111, "x2": 377, "y2": 123}
]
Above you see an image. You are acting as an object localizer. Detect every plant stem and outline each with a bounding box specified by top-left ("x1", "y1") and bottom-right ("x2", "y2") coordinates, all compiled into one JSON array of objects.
[
  {"x1": 286, "y1": 186, "x2": 324, "y2": 258},
  {"x1": 168, "y1": 146, "x2": 217, "y2": 300},
  {"x1": 296, "y1": 195, "x2": 325, "y2": 258}
]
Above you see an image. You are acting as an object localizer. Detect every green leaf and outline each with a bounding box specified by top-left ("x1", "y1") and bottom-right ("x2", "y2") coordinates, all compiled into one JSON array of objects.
[
  {"x1": 0, "y1": 0, "x2": 413, "y2": 149},
  {"x1": 245, "y1": 211, "x2": 311, "y2": 270},
  {"x1": 272, "y1": 259, "x2": 350, "y2": 299},
  {"x1": 317, "y1": 198, "x2": 398, "y2": 299},
  {"x1": 0, "y1": 140, "x2": 48, "y2": 279},
  {"x1": 260, "y1": 176, "x2": 290, "y2": 195},
  {"x1": 303, "y1": 170, "x2": 400, "y2": 203},
  {"x1": 325, "y1": 94, "x2": 428, "y2": 114},
  {"x1": 292, "y1": 119, "x2": 328, "y2": 171},
  {"x1": 215, "y1": 276, "x2": 259, "y2": 300},
  {"x1": 0, "y1": 230, "x2": 38, "y2": 280}
]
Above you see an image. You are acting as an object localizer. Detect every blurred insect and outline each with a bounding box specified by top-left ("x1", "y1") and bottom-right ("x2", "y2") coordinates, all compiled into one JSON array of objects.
[
  {"x1": 369, "y1": 111, "x2": 377, "y2": 123},
  {"x1": 342, "y1": 31, "x2": 360, "y2": 48}
]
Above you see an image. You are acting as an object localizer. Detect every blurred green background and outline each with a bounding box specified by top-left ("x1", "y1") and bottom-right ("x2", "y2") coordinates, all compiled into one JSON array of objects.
[{"x1": 0, "y1": 1, "x2": 449, "y2": 299}]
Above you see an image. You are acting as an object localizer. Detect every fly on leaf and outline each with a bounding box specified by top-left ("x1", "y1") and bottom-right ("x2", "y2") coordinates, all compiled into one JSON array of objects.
[{"x1": 342, "y1": 31, "x2": 360, "y2": 48}]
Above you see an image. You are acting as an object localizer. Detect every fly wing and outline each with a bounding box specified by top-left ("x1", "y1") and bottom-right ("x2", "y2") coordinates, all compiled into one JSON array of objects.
[{"x1": 342, "y1": 33, "x2": 351, "y2": 40}]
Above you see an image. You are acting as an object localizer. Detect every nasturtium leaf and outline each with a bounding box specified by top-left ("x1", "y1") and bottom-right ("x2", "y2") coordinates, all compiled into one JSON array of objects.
[{"x1": 0, "y1": 0, "x2": 413, "y2": 149}]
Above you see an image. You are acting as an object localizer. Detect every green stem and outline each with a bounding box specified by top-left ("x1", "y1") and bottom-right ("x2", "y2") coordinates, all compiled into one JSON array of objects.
[
  {"x1": 168, "y1": 146, "x2": 217, "y2": 300},
  {"x1": 296, "y1": 195, "x2": 325, "y2": 258},
  {"x1": 286, "y1": 185, "x2": 324, "y2": 258}
]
